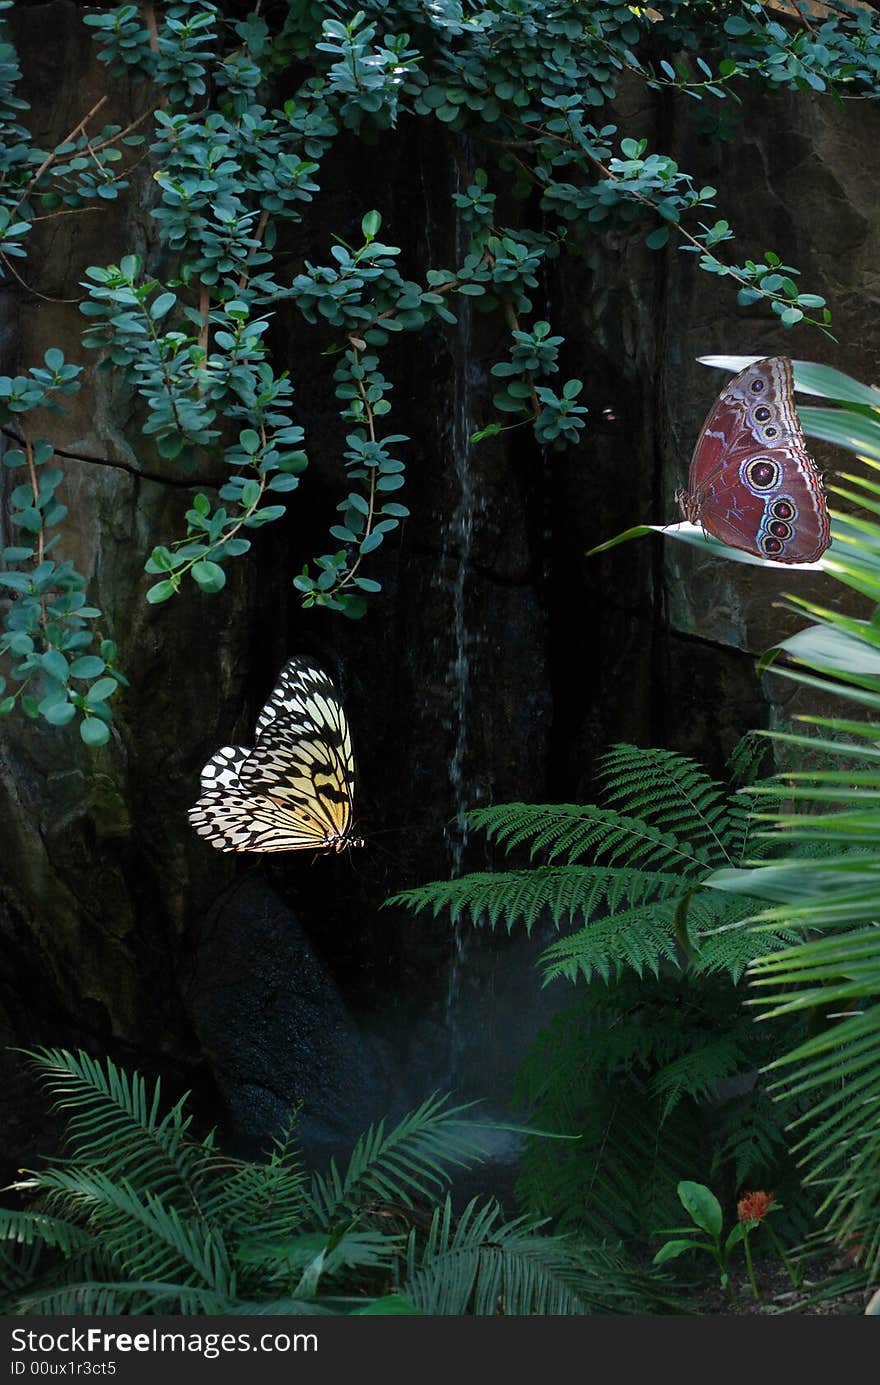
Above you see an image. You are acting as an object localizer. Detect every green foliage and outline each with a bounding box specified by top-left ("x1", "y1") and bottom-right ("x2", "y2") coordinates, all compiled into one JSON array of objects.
[
  {"x1": 0, "y1": 1048, "x2": 655, "y2": 1316},
  {"x1": 391, "y1": 743, "x2": 800, "y2": 983},
  {"x1": 0, "y1": 351, "x2": 127, "y2": 741},
  {"x1": 391, "y1": 741, "x2": 820, "y2": 1243},
  {"x1": 400, "y1": 1196, "x2": 621, "y2": 1316},
  {"x1": 653, "y1": 1181, "x2": 772, "y2": 1298},
  {"x1": 700, "y1": 408, "x2": 880, "y2": 1283},
  {"x1": 0, "y1": 0, "x2": 858, "y2": 681}
]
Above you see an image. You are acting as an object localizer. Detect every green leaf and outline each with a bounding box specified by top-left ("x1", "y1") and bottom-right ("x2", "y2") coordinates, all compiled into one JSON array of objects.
[
  {"x1": 146, "y1": 580, "x2": 177, "y2": 604},
  {"x1": 44, "y1": 701, "x2": 76, "y2": 727},
  {"x1": 150, "y1": 292, "x2": 176, "y2": 320},
  {"x1": 652, "y1": 1239, "x2": 701, "y2": 1265},
  {"x1": 352, "y1": 1294, "x2": 422, "y2": 1315},
  {"x1": 677, "y1": 1182, "x2": 722, "y2": 1239},
  {"x1": 41, "y1": 651, "x2": 69, "y2": 683},
  {"x1": 724, "y1": 1222, "x2": 748, "y2": 1253},
  {"x1": 361, "y1": 210, "x2": 382, "y2": 241},
  {"x1": 86, "y1": 678, "x2": 119, "y2": 703},
  {"x1": 69, "y1": 656, "x2": 105, "y2": 679},
  {"x1": 191, "y1": 561, "x2": 226, "y2": 594},
  {"x1": 80, "y1": 717, "x2": 111, "y2": 747},
  {"x1": 645, "y1": 227, "x2": 669, "y2": 250},
  {"x1": 699, "y1": 357, "x2": 880, "y2": 410},
  {"x1": 588, "y1": 520, "x2": 826, "y2": 571}
]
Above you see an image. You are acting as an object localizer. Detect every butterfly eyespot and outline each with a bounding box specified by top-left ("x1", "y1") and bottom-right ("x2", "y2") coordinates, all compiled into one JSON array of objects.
[
  {"x1": 744, "y1": 457, "x2": 780, "y2": 491},
  {"x1": 771, "y1": 498, "x2": 795, "y2": 521},
  {"x1": 684, "y1": 358, "x2": 831, "y2": 564}
]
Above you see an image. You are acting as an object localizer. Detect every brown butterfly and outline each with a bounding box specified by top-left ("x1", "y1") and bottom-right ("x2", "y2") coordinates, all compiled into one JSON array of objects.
[{"x1": 677, "y1": 357, "x2": 830, "y2": 563}]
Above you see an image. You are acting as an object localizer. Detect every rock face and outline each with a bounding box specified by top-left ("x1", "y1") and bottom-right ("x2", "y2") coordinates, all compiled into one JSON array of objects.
[{"x1": 2, "y1": 5, "x2": 879, "y2": 1171}]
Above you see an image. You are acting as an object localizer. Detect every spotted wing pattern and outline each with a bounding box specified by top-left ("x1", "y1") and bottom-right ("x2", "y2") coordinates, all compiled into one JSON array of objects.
[
  {"x1": 676, "y1": 357, "x2": 830, "y2": 564},
  {"x1": 188, "y1": 657, "x2": 360, "y2": 853}
]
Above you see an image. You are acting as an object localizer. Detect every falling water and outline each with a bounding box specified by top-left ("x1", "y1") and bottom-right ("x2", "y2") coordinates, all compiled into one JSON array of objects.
[{"x1": 441, "y1": 151, "x2": 477, "y2": 1085}]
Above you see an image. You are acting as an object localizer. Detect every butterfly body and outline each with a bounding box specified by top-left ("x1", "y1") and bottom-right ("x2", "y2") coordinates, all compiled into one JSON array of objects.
[
  {"x1": 189, "y1": 657, "x2": 363, "y2": 854},
  {"x1": 677, "y1": 356, "x2": 830, "y2": 564}
]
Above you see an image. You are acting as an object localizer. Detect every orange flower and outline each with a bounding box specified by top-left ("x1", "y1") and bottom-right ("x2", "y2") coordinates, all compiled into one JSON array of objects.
[{"x1": 737, "y1": 1190, "x2": 775, "y2": 1224}]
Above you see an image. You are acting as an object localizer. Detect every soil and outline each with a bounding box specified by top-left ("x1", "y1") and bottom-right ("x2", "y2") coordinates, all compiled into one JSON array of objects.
[{"x1": 698, "y1": 1257, "x2": 868, "y2": 1315}]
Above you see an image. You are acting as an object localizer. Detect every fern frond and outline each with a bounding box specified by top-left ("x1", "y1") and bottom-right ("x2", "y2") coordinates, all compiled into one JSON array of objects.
[
  {"x1": 598, "y1": 744, "x2": 743, "y2": 865},
  {"x1": 649, "y1": 1037, "x2": 748, "y2": 1121},
  {"x1": 717, "y1": 1092, "x2": 792, "y2": 1189},
  {"x1": 516, "y1": 1074, "x2": 703, "y2": 1241},
  {"x1": 304, "y1": 1094, "x2": 483, "y2": 1228},
  {"x1": 463, "y1": 802, "x2": 714, "y2": 873},
  {"x1": 538, "y1": 902, "x2": 680, "y2": 984},
  {"x1": 692, "y1": 893, "x2": 799, "y2": 978},
  {"x1": 727, "y1": 730, "x2": 778, "y2": 788},
  {"x1": 388, "y1": 865, "x2": 685, "y2": 935}
]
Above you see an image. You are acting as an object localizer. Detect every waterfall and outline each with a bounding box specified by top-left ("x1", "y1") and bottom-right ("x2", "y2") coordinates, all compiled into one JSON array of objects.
[{"x1": 441, "y1": 153, "x2": 476, "y2": 1085}]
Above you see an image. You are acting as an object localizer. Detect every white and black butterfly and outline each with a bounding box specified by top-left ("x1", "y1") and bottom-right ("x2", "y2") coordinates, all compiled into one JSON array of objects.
[{"x1": 188, "y1": 656, "x2": 364, "y2": 853}]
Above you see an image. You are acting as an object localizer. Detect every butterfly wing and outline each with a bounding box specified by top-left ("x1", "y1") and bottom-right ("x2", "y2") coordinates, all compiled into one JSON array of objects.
[
  {"x1": 680, "y1": 357, "x2": 830, "y2": 564},
  {"x1": 188, "y1": 656, "x2": 358, "y2": 853}
]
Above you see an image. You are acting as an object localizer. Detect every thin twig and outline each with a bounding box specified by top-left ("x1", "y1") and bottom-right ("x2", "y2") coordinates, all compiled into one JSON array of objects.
[
  {"x1": 11, "y1": 95, "x2": 109, "y2": 216},
  {"x1": 0, "y1": 253, "x2": 80, "y2": 304},
  {"x1": 237, "y1": 207, "x2": 271, "y2": 292}
]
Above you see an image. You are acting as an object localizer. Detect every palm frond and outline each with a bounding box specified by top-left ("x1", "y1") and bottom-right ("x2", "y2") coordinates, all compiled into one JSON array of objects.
[
  {"x1": 703, "y1": 386, "x2": 880, "y2": 1279},
  {"x1": 399, "y1": 1197, "x2": 596, "y2": 1315},
  {"x1": 209, "y1": 1113, "x2": 306, "y2": 1246},
  {"x1": 3, "y1": 1049, "x2": 648, "y2": 1315},
  {"x1": 21, "y1": 1048, "x2": 206, "y2": 1205},
  {"x1": 11, "y1": 1280, "x2": 232, "y2": 1315},
  {"x1": 0, "y1": 1209, "x2": 90, "y2": 1257},
  {"x1": 304, "y1": 1093, "x2": 484, "y2": 1228},
  {"x1": 32, "y1": 1168, "x2": 236, "y2": 1301}
]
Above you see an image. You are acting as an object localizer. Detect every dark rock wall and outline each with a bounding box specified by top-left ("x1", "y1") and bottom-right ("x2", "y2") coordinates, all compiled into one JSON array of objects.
[{"x1": 3, "y1": 4, "x2": 879, "y2": 1165}]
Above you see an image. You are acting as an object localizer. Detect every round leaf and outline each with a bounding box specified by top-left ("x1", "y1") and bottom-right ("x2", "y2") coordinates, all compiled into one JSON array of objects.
[
  {"x1": 44, "y1": 701, "x2": 76, "y2": 727},
  {"x1": 69, "y1": 655, "x2": 106, "y2": 679},
  {"x1": 146, "y1": 580, "x2": 177, "y2": 604},
  {"x1": 191, "y1": 561, "x2": 226, "y2": 594},
  {"x1": 80, "y1": 716, "x2": 111, "y2": 747}
]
